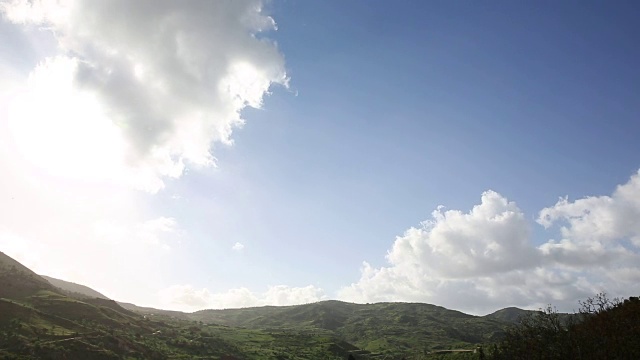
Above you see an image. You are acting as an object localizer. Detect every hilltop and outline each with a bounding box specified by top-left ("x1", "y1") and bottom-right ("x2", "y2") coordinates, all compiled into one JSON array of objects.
[{"x1": 484, "y1": 307, "x2": 532, "y2": 324}]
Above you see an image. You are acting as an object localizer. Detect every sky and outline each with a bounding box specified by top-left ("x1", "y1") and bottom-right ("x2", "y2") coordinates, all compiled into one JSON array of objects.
[{"x1": 1, "y1": 0, "x2": 640, "y2": 315}]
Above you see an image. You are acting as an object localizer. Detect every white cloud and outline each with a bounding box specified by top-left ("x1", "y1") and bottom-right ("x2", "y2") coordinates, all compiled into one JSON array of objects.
[
  {"x1": 538, "y1": 170, "x2": 640, "y2": 255},
  {"x1": 159, "y1": 284, "x2": 327, "y2": 312},
  {"x1": 2, "y1": 0, "x2": 287, "y2": 191},
  {"x1": 340, "y1": 180, "x2": 640, "y2": 314},
  {"x1": 231, "y1": 242, "x2": 245, "y2": 251},
  {"x1": 386, "y1": 191, "x2": 539, "y2": 279},
  {"x1": 0, "y1": 0, "x2": 285, "y2": 307}
]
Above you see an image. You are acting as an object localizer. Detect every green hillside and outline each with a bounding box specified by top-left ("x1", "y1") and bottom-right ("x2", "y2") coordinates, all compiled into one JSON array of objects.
[
  {"x1": 0, "y1": 252, "x2": 412, "y2": 359},
  {"x1": 3, "y1": 250, "x2": 564, "y2": 359},
  {"x1": 190, "y1": 300, "x2": 510, "y2": 356},
  {"x1": 484, "y1": 307, "x2": 531, "y2": 324},
  {"x1": 117, "y1": 301, "x2": 192, "y2": 321}
]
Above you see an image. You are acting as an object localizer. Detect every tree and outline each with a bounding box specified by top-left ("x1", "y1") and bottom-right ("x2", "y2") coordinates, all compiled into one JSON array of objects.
[
  {"x1": 489, "y1": 293, "x2": 640, "y2": 360},
  {"x1": 491, "y1": 304, "x2": 572, "y2": 360}
]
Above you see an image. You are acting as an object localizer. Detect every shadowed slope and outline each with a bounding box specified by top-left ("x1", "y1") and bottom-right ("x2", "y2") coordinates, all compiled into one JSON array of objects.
[
  {"x1": 0, "y1": 251, "x2": 56, "y2": 299},
  {"x1": 41, "y1": 275, "x2": 110, "y2": 300}
]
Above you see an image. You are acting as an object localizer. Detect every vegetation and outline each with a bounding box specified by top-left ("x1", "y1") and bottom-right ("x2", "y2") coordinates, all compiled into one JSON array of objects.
[
  {"x1": 2, "y1": 251, "x2": 639, "y2": 359},
  {"x1": 188, "y1": 300, "x2": 508, "y2": 356},
  {"x1": 487, "y1": 293, "x2": 640, "y2": 360},
  {"x1": 2, "y1": 251, "x2": 494, "y2": 359}
]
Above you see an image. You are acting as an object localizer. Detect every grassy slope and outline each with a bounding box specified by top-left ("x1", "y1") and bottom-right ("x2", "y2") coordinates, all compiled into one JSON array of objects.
[
  {"x1": 191, "y1": 300, "x2": 511, "y2": 355},
  {"x1": 0, "y1": 252, "x2": 370, "y2": 359},
  {"x1": 1, "y1": 250, "x2": 540, "y2": 359},
  {"x1": 484, "y1": 307, "x2": 531, "y2": 323},
  {"x1": 117, "y1": 301, "x2": 192, "y2": 320}
]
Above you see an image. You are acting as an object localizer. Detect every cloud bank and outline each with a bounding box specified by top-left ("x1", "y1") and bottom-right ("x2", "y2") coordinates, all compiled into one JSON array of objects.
[
  {"x1": 2, "y1": 0, "x2": 287, "y2": 191},
  {"x1": 340, "y1": 172, "x2": 640, "y2": 314},
  {"x1": 160, "y1": 284, "x2": 327, "y2": 312}
]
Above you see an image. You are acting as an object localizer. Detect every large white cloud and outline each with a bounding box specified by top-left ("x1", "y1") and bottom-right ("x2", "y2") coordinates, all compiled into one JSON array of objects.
[
  {"x1": 2, "y1": 0, "x2": 287, "y2": 191},
  {"x1": 0, "y1": 0, "x2": 288, "y2": 307},
  {"x1": 386, "y1": 191, "x2": 539, "y2": 279},
  {"x1": 535, "y1": 171, "x2": 640, "y2": 300},
  {"x1": 538, "y1": 170, "x2": 640, "y2": 251},
  {"x1": 340, "y1": 176, "x2": 640, "y2": 314}
]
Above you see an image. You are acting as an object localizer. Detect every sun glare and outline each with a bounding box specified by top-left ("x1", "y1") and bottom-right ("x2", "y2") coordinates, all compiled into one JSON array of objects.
[{"x1": 8, "y1": 57, "x2": 126, "y2": 182}]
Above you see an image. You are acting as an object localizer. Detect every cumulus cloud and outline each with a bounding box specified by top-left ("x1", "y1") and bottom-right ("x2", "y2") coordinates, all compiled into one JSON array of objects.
[
  {"x1": 2, "y1": 0, "x2": 287, "y2": 191},
  {"x1": 386, "y1": 191, "x2": 539, "y2": 279},
  {"x1": 534, "y1": 171, "x2": 640, "y2": 300},
  {"x1": 159, "y1": 284, "x2": 327, "y2": 312},
  {"x1": 339, "y1": 191, "x2": 545, "y2": 313},
  {"x1": 340, "y1": 178, "x2": 640, "y2": 314},
  {"x1": 538, "y1": 170, "x2": 640, "y2": 254}
]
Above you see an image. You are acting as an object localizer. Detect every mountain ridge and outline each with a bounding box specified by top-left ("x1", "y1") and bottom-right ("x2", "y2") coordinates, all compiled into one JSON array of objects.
[
  {"x1": 41, "y1": 270, "x2": 536, "y2": 321},
  {"x1": 0, "y1": 250, "x2": 543, "y2": 358}
]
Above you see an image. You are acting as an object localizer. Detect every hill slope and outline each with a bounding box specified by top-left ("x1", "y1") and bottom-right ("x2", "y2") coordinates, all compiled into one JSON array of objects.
[
  {"x1": 484, "y1": 307, "x2": 532, "y2": 323},
  {"x1": 0, "y1": 252, "x2": 384, "y2": 359},
  {"x1": 191, "y1": 300, "x2": 510, "y2": 354},
  {"x1": 4, "y1": 250, "x2": 561, "y2": 359},
  {"x1": 41, "y1": 275, "x2": 110, "y2": 300},
  {"x1": 0, "y1": 251, "x2": 57, "y2": 299}
]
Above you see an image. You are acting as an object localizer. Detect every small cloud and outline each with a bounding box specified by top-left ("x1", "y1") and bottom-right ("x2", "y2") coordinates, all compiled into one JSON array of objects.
[{"x1": 231, "y1": 242, "x2": 245, "y2": 251}]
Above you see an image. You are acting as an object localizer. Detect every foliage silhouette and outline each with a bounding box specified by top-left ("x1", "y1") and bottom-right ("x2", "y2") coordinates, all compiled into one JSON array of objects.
[{"x1": 489, "y1": 293, "x2": 640, "y2": 360}]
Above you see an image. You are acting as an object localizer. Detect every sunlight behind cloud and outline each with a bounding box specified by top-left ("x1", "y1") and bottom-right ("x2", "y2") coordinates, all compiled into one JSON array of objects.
[
  {"x1": 8, "y1": 56, "x2": 129, "y2": 184},
  {"x1": 2, "y1": 0, "x2": 287, "y2": 191},
  {"x1": 0, "y1": 0, "x2": 288, "y2": 306}
]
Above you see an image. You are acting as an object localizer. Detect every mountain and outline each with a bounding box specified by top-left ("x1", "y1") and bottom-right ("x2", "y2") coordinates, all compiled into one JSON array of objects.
[
  {"x1": 4, "y1": 250, "x2": 562, "y2": 359},
  {"x1": 190, "y1": 300, "x2": 510, "y2": 355},
  {"x1": 41, "y1": 275, "x2": 110, "y2": 300},
  {"x1": 3, "y1": 250, "x2": 635, "y2": 359},
  {"x1": 0, "y1": 251, "x2": 389, "y2": 359},
  {"x1": 484, "y1": 307, "x2": 532, "y2": 323}
]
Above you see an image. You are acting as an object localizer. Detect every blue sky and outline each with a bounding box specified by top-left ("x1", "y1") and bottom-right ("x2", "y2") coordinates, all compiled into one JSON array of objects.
[{"x1": 1, "y1": 0, "x2": 639, "y2": 314}]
